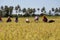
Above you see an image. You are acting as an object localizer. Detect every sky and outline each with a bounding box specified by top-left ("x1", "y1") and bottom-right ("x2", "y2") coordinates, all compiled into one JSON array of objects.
[{"x1": 0, "y1": 0, "x2": 60, "y2": 14}]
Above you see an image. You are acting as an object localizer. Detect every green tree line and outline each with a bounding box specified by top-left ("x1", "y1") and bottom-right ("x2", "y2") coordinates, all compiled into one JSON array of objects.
[{"x1": 0, "y1": 5, "x2": 60, "y2": 17}]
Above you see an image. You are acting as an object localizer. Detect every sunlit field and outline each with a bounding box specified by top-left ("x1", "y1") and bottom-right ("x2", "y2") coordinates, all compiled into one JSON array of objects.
[{"x1": 0, "y1": 16, "x2": 60, "y2": 40}]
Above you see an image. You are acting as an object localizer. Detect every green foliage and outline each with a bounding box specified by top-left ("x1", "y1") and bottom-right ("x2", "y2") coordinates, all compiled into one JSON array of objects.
[{"x1": 0, "y1": 5, "x2": 60, "y2": 17}]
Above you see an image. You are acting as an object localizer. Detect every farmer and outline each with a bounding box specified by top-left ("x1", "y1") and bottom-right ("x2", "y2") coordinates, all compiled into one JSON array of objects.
[
  {"x1": 43, "y1": 15, "x2": 48, "y2": 22},
  {"x1": 0, "y1": 16, "x2": 2, "y2": 22},
  {"x1": 48, "y1": 20, "x2": 55, "y2": 23},
  {"x1": 26, "y1": 18, "x2": 30, "y2": 23},
  {"x1": 34, "y1": 16, "x2": 39, "y2": 22},
  {"x1": 15, "y1": 16, "x2": 18, "y2": 23},
  {"x1": 6, "y1": 16, "x2": 12, "y2": 22}
]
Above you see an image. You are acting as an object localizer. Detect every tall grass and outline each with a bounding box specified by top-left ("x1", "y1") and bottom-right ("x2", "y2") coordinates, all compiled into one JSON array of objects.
[{"x1": 0, "y1": 17, "x2": 60, "y2": 40}]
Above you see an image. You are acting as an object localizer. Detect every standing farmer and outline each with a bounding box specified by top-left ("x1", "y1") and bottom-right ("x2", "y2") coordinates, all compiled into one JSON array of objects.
[
  {"x1": 26, "y1": 18, "x2": 30, "y2": 23},
  {"x1": 15, "y1": 16, "x2": 18, "y2": 23},
  {"x1": 43, "y1": 15, "x2": 48, "y2": 22},
  {"x1": 0, "y1": 16, "x2": 2, "y2": 22},
  {"x1": 34, "y1": 16, "x2": 39, "y2": 22},
  {"x1": 6, "y1": 16, "x2": 12, "y2": 22}
]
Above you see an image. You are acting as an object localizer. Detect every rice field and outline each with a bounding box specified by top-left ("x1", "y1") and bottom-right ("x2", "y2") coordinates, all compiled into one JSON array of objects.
[{"x1": 0, "y1": 16, "x2": 60, "y2": 40}]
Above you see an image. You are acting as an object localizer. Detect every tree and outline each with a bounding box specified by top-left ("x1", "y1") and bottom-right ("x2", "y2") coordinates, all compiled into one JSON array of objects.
[
  {"x1": 52, "y1": 8, "x2": 54, "y2": 11},
  {"x1": 15, "y1": 5, "x2": 21, "y2": 16},
  {"x1": 37, "y1": 8, "x2": 40, "y2": 11},
  {"x1": 15, "y1": 6, "x2": 18, "y2": 15},
  {"x1": 41, "y1": 7, "x2": 46, "y2": 15},
  {"x1": 9, "y1": 6, "x2": 13, "y2": 16},
  {"x1": 55, "y1": 8, "x2": 58, "y2": 13},
  {"x1": 41, "y1": 7, "x2": 45, "y2": 12},
  {"x1": 22, "y1": 8, "x2": 27, "y2": 16},
  {"x1": 22, "y1": 8, "x2": 26, "y2": 13},
  {"x1": 58, "y1": 7, "x2": 60, "y2": 12},
  {"x1": 49, "y1": 10, "x2": 51, "y2": 15},
  {"x1": 1, "y1": 6, "x2": 4, "y2": 10},
  {"x1": 54, "y1": 8, "x2": 59, "y2": 15},
  {"x1": 17, "y1": 5, "x2": 21, "y2": 12},
  {"x1": 26, "y1": 8, "x2": 33, "y2": 16},
  {"x1": 27, "y1": 8, "x2": 33, "y2": 14},
  {"x1": 1, "y1": 6, "x2": 4, "y2": 17},
  {"x1": 0, "y1": 10, "x2": 2, "y2": 16},
  {"x1": 29, "y1": 8, "x2": 33, "y2": 13},
  {"x1": 4, "y1": 5, "x2": 9, "y2": 17},
  {"x1": 37, "y1": 8, "x2": 40, "y2": 14},
  {"x1": 32, "y1": 8, "x2": 36, "y2": 14}
]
